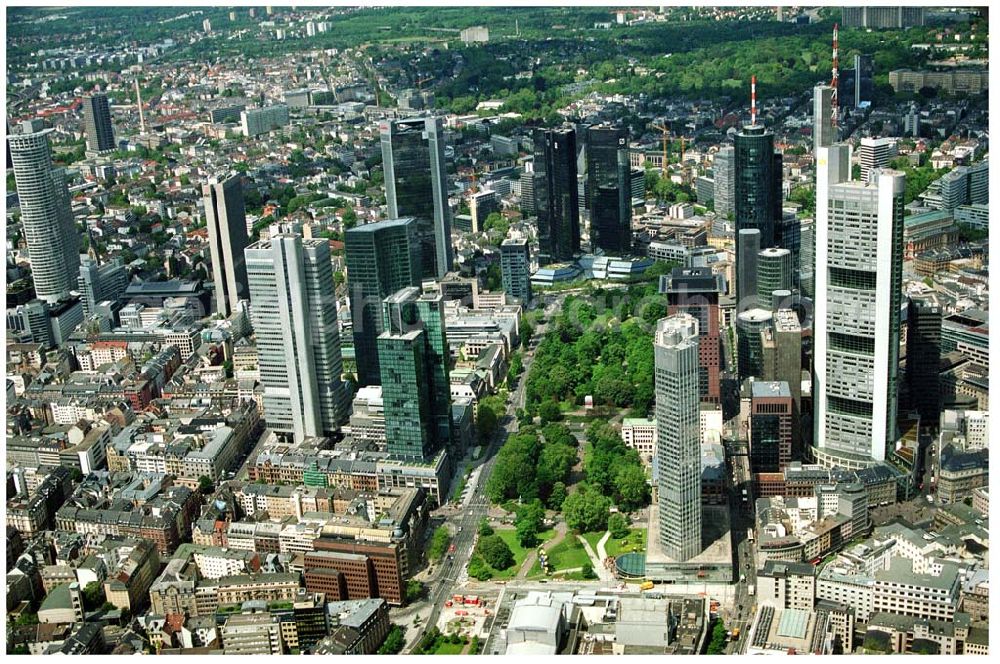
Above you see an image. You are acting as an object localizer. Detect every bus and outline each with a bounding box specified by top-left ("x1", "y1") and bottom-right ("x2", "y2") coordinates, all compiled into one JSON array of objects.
[{"x1": 747, "y1": 528, "x2": 754, "y2": 543}]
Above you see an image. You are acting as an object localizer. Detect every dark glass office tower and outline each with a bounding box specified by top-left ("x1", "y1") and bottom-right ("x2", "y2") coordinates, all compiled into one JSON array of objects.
[
  {"x1": 587, "y1": 126, "x2": 632, "y2": 255},
  {"x1": 907, "y1": 297, "x2": 942, "y2": 426},
  {"x1": 82, "y1": 93, "x2": 116, "y2": 153},
  {"x1": 381, "y1": 117, "x2": 453, "y2": 279},
  {"x1": 345, "y1": 218, "x2": 422, "y2": 386},
  {"x1": 854, "y1": 54, "x2": 875, "y2": 108},
  {"x1": 381, "y1": 287, "x2": 452, "y2": 461},
  {"x1": 735, "y1": 124, "x2": 782, "y2": 307},
  {"x1": 534, "y1": 126, "x2": 580, "y2": 264}
]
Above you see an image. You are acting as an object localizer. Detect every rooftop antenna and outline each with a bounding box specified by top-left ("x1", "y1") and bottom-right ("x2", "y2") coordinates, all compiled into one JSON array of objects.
[
  {"x1": 750, "y1": 75, "x2": 757, "y2": 126},
  {"x1": 830, "y1": 23, "x2": 839, "y2": 129},
  {"x1": 134, "y1": 79, "x2": 146, "y2": 134}
]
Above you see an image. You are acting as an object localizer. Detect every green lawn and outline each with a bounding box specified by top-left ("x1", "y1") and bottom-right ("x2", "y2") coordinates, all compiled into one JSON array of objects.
[
  {"x1": 530, "y1": 536, "x2": 591, "y2": 578},
  {"x1": 429, "y1": 641, "x2": 467, "y2": 655},
  {"x1": 582, "y1": 530, "x2": 605, "y2": 553},
  {"x1": 605, "y1": 528, "x2": 647, "y2": 558},
  {"x1": 491, "y1": 528, "x2": 555, "y2": 579}
]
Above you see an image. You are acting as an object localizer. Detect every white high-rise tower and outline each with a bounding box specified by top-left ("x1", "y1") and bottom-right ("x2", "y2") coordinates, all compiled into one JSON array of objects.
[
  {"x1": 814, "y1": 144, "x2": 905, "y2": 468},
  {"x1": 654, "y1": 314, "x2": 702, "y2": 561},
  {"x1": 8, "y1": 123, "x2": 80, "y2": 303},
  {"x1": 245, "y1": 235, "x2": 348, "y2": 442}
]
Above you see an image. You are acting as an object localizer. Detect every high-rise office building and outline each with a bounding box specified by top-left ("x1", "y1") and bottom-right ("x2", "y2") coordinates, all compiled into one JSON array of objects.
[
  {"x1": 77, "y1": 256, "x2": 128, "y2": 317},
  {"x1": 381, "y1": 117, "x2": 453, "y2": 279},
  {"x1": 712, "y1": 147, "x2": 736, "y2": 218},
  {"x1": 8, "y1": 123, "x2": 80, "y2": 304},
  {"x1": 854, "y1": 54, "x2": 875, "y2": 108},
  {"x1": 500, "y1": 238, "x2": 532, "y2": 304},
  {"x1": 757, "y1": 247, "x2": 793, "y2": 310},
  {"x1": 586, "y1": 125, "x2": 632, "y2": 255},
  {"x1": 203, "y1": 175, "x2": 250, "y2": 317},
  {"x1": 82, "y1": 93, "x2": 116, "y2": 155},
  {"x1": 345, "y1": 218, "x2": 422, "y2": 386},
  {"x1": 519, "y1": 168, "x2": 536, "y2": 215},
  {"x1": 736, "y1": 228, "x2": 761, "y2": 310},
  {"x1": 737, "y1": 308, "x2": 773, "y2": 380},
  {"x1": 749, "y1": 381, "x2": 794, "y2": 474},
  {"x1": 245, "y1": 235, "x2": 349, "y2": 442},
  {"x1": 907, "y1": 297, "x2": 942, "y2": 427},
  {"x1": 654, "y1": 314, "x2": 702, "y2": 561},
  {"x1": 813, "y1": 85, "x2": 835, "y2": 150},
  {"x1": 841, "y1": 7, "x2": 925, "y2": 29},
  {"x1": 858, "y1": 137, "x2": 897, "y2": 183},
  {"x1": 380, "y1": 287, "x2": 452, "y2": 461},
  {"x1": 814, "y1": 146, "x2": 905, "y2": 467},
  {"x1": 761, "y1": 308, "x2": 804, "y2": 455},
  {"x1": 663, "y1": 267, "x2": 723, "y2": 404},
  {"x1": 799, "y1": 220, "x2": 815, "y2": 299},
  {"x1": 534, "y1": 126, "x2": 580, "y2": 264},
  {"x1": 735, "y1": 124, "x2": 782, "y2": 308}
]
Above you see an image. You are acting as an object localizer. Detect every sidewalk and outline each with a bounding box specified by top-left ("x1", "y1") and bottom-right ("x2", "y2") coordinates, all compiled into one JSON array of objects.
[{"x1": 577, "y1": 533, "x2": 614, "y2": 585}]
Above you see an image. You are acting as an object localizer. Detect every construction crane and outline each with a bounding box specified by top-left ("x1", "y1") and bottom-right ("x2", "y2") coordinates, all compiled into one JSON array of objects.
[
  {"x1": 651, "y1": 122, "x2": 685, "y2": 176},
  {"x1": 416, "y1": 76, "x2": 433, "y2": 89}
]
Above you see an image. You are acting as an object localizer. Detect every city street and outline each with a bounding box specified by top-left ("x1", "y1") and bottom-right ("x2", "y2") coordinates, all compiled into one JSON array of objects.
[{"x1": 403, "y1": 294, "x2": 560, "y2": 651}]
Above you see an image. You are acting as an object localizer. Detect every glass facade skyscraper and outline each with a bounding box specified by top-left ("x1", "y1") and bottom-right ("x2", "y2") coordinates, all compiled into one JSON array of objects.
[
  {"x1": 82, "y1": 93, "x2": 116, "y2": 154},
  {"x1": 345, "y1": 218, "x2": 422, "y2": 386},
  {"x1": 734, "y1": 125, "x2": 782, "y2": 305},
  {"x1": 500, "y1": 238, "x2": 532, "y2": 304},
  {"x1": 380, "y1": 287, "x2": 452, "y2": 461},
  {"x1": 203, "y1": 174, "x2": 249, "y2": 317},
  {"x1": 381, "y1": 117, "x2": 453, "y2": 279},
  {"x1": 586, "y1": 125, "x2": 631, "y2": 255},
  {"x1": 533, "y1": 126, "x2": 580, "y2": 264}
]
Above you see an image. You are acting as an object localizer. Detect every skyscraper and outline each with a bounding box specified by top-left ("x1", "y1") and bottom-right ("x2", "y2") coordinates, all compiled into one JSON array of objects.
[
  {"x1": 345, "y1": 218, "x2": 422, "y2": 386},
  {"x1": 654, "y1": 314, "x2": 702, "y2": 561},
  {"x1": 737, "y1": 308, "x2": 773, "y2": 380},
  {"x1": 381, "y1": 117, "x2": 453, "y2": 279},
  {"x1": 749, "y1": 381, "x2": 794, "y2": 474},
  {"x1": 500, "y1": 238, "x2": 532, "y2": 304},
  {"x1": 813, "y1": 85, "x2": 835, "y2": 150},
  {"x1": 814, "y1": 149, "x2": 905, "y2": 467},
  {"x1": 534, "y1": 126, "x2": 580, "y2": 264},
  {"x1": 82, "y1": 93, "x2": 116, "y2": 155},
  {"x1": 757, "y1": 247, "x2": 793, "y2": 310},
  {"x1": 736, "y1": 228, "x2": 761, "y2": 310},
  {"x1": 858, "y1": 137, "x2": 898, "y2": 183},
  {"x1": 735, "y1": 124, "x2": 782, "y2": 307},
  {"x1": 663, "y1": 267, "x2": 723, "y2": 404},
  {"x1": 854, "y1": 54, "x2": 875, "y2": 108},
  {"x1": 245, "y1": 235, "x2": 349, "y2": 442},
  {"x1": 77, "y1": 256, "x2": 128, "y2": 317},
  {"x1": 586, "y1": 125, "x2": 632, "y2": 255},
  {"x1": 8, "y1": 123, "x2": 80, "y2": 304},
  {"x1": 907, "y1": 297, "x2": 942, "y2": 427},
  {"x1": 712, "y1": 147, "x2": 735, "y2": 219},
  {"x1": 799, "y1": 220, "x2": 815, "y2": 299},
  {"x1": 380, "y1": 287, "x2": 452, "y2": 461},
  {"x1": 203, "y1": 175, "x2": 250, "y2": 317}
]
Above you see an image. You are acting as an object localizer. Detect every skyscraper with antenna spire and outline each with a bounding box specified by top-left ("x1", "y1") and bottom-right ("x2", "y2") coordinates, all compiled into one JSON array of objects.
[{"x1": 734, "y1": 76, "x2": 782, "y2": 311}]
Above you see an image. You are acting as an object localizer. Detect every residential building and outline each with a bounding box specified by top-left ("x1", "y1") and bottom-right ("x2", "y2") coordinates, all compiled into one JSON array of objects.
[
  {"x1": 240, "y1": 105, "x2": 290, "y2": 137},
  {"x1": 841, "y1": 7, "x2": 925, "y2": 28},
  {"x1": 757, "y1": 560, "x2": 816, "y2": 611},
  {"x1": 221, "y1": 612, "x2": 283, "y2": 655}
]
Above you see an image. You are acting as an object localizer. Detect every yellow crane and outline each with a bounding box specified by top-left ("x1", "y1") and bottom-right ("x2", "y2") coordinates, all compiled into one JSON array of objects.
[{"x1": 650, "y1": 123, "x2": 685, "y2": 177}]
